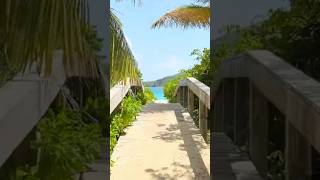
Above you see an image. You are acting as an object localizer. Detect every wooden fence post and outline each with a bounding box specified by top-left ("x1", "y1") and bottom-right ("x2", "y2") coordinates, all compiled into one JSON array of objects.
[
  {"x1": 176, "y1": 87, "x2": 181, "y2": 103},
  {"x1": 187, "y1": 88, "x2": 194, "y2": 114},
  {"x1": 183, "y1": 86, "x2": 188, "y2": 108},
  {"x1": 223, "y1": 79, "x2": 236, "y2": 141},
  {"x1": 249, "y1": 83, "x2": 269, "y2": 177},
  {"x1": 199, "y1": 100, "x2": 208, "y2": 142},
  {"x1": 285, "y1": 122, "x2": 311, "y2": 180}
]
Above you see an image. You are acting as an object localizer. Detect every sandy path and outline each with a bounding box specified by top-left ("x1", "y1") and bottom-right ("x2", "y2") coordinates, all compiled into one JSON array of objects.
[{"x1": 111, "y1": 103, "x2": 210, "y2": 180}]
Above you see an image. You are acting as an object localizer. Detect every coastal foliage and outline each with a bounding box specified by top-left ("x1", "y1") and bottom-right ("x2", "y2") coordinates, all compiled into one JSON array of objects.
[
  {"x1": 216, "y1": 0, "x2": 320, "y2": 81},
  {"x1": 152, "y1": 0, "x2": 210, "y2": 29},
  {"x1": 163, "y1": 73, "x2": 189, "y2": 102},
  {"x1": 13, "y1": 107, "x2": 104, "y2": 180},
  {"x1": 110, "y1": 10, "x2": 140, "y2": 85},
  {"x1": 110, "y1": 95, "x2": 142, "y2": 154},
  {"x1": 137, "y1": 87, "x2": 156, "y2": 104},
  {"x1": 163, "y1": 48, "x2": 210, "y2": 102},
  {"x1": 83, "y1": 96, "x2": 109, "y2": 136},
  {"x1": 35, "y1": 109, "x2": 103, "y2": 180},
  {"x1": 10, "y1": 93, "x2": 108, "y2": 180}
]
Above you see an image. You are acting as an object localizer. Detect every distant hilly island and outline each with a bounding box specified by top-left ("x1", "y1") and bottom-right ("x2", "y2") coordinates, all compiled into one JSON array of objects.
[{"x1": 143, "y1": 73, "x2": 180, "y2": 87}]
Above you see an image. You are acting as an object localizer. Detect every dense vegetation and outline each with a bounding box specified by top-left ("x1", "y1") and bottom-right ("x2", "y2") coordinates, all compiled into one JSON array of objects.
[
  {"x1": 137, "y1": 87, "x2": 156, "y2": 104},
  {"x1": 110, "y1": 96, "x2": 142, "y2": 154},
  {"x1": 8, "y1": 92, "x2": 108, "y2": 180},
  {"x1": 212, "y1": 0, "x2": 320, "y2": 82},
  {"x1": 163, "y1": 48, "x2": 210, "y2": 102},
  {"x1": 30, "y1": 109, "x2": 102, "y2": 180}
]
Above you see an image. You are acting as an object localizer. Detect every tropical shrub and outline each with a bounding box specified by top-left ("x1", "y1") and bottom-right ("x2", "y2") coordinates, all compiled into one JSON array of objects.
[
  {"x1": 163, "y1": 48, "x2": 210, "y2": 102},
  {"x1": 215, "y1": 0, "x2": 320, "y2": 82},
  {"x1": 120, "y1": 96, "x2": 142, "y2": 126},
  {"x1": 184, "y1": 48, "x2": 211, "y2": 85},
  {"x1": 12, "y1": 108, "x2": 103, "y2": 180},
  {"x1": 110, "y1": 95, "x2": 142, "y2": 154},
  {"x1": 163, "y1": 73, "x2": 190, "y2": 102},
  {"x1": 34, "y1": 109, "x2": 103, "y2": 180},
  {"x1": 83, "y1": 96, "x2": 109, "y2": 136},
  {"x1": 137, "y1": 87, "x2": 156, "y2": 105},
  {"x1": 14, "y1": 165, "x2": 39, "y2": 180}
]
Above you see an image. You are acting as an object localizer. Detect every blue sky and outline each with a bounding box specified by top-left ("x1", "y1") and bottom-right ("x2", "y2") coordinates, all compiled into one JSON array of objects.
[{"x1": 111, "y1": 0, "x2": 209, "y2": 81}]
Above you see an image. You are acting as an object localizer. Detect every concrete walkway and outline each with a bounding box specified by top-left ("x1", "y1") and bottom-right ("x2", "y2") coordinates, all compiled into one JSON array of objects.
[{"x1": 111, "y1": 103, "x2": 210, "y2": 180}]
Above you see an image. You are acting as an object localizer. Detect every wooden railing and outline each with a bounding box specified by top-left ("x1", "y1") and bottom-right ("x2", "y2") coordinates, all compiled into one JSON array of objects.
[
  {"x1": 110, "y1": 79, "x2": 143, "y2": 114},
  {"x1": 0, "y1": 51, "x2": 66, "y2": 167},
  {"x1": 0, "y1": 51, "x2": 109, "y2": 168},
  {"x1": 175, "y1": 77, "x2": 210, "y2": 141},
  {"x1": 211, "y1": 50, "x2": 320, "y2": 179}
]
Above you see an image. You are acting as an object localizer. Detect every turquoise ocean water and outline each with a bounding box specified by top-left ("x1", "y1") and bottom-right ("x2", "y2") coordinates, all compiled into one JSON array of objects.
[{"x1": 149, "y1": 87, "x2": 167, "y2": 100}]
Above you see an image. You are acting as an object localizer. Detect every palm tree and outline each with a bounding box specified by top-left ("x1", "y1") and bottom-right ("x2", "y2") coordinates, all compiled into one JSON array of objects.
[
  {"x1": 110, "y1": 8, "x2": 140, "y2": 86},
  {"x1": 152, "y1": 0, "x2": 210, "y2": 29},
  {"x1": 0, "y1": 0, "x2": 100, "y2": 78}
]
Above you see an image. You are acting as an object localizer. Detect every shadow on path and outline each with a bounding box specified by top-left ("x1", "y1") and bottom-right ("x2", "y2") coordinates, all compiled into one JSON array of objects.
[{"x1": 146, "y1": 103, "x2": 210, "y2": 179}]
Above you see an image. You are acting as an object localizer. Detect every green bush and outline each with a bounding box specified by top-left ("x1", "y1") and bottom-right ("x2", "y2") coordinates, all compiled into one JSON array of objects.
[
  {"x1": 14, "y1": 165, "x2": 39, "y2": 180},
  {"x1": 163, "y1": 48, "x2": 211, "y2": 102},
  {"x1": 12, "y1": 109, "x2": 103, "y2": 180},
  {"x1": 110, "y1": 95, "x2": 142, "y2": 154},
  {"x1": 137, "y1": 87, "x2": 156, "y2": 105},
  {"x1": 163, "y1": 73, "x2": 189, "y2": 102},
  {"x1": 83, "y1": 96, "x2": 109, "y2": 136},
  {"x1": 33, "y1": 109, "x2": 103, "y2": 180}
]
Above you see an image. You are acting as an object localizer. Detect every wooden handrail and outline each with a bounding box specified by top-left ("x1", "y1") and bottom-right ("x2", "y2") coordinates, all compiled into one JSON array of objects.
[
  {"x1": 0, "y1": 51, "x2": 66, "y2": 167},
  {"x1": 110, "y1": 84, "x2": 131, "y2": 114},
  {"x1": 0, "y1": 51, "x2": 109, "y2": 168},
  {"x1": 176, "y1": 77, "x2": 210, "y2": 109},
  {"x1": 212, "y1": 50, "x2": 320, "y2": 178},
  {"x1": 110, "y1": 79, "x2": 144, "y2": 114},
  {"x1": 175, "y1": 77, "x2": 210, "y2": 141}
]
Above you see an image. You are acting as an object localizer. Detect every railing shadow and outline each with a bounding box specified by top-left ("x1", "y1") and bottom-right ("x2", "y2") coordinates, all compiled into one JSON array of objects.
[
  {"x1": 143, "y1": 103, "x2": 210, "y2": 179},
  {"x1": 174, "y1": 108, "x2": 210, "y2": 179}
]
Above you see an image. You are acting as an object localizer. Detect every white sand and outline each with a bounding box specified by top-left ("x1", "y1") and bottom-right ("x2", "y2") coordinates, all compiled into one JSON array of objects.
[
  {"x1": 111, "y1": 103, "x2": 210, "y2": 180},
  {"x1": 154, "y1": 99, "x2": 169, "y2": 103}
]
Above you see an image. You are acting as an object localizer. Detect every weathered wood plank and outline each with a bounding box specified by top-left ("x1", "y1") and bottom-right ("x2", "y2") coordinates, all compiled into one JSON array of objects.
[
  {"x1": 176, "y1": 77, "x2": 210, "y2": 109},
  {"x1": 110, "y1": 85, "x2": 130, "y2": 114},
  {"x1": 213, "y1": 50, "x2": 320, "y2": 153},
  {"x1": 212, "y1": 133, "x2": 262, "y2": 180},
  {"x1": 0, "y1": 51, "x2": 65, "y2": 167}
]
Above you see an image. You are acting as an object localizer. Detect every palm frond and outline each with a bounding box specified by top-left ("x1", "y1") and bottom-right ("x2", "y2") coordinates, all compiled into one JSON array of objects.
[
  {"x1": 1, "y1": 0, "x2": 99, "y2": 77},
  {"x1": 152, "y1": 5, "x2": 210, "y2": 29},
  {"x1": 110, "y1": 10, "x2": 140, "y2": 86}
]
